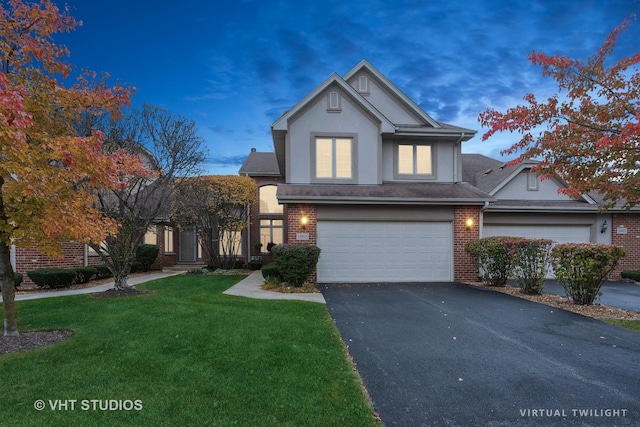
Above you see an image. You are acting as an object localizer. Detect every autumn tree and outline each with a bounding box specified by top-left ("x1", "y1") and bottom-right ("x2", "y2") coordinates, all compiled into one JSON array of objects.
[
  {"x1": 0, "y1": 0, "x2": 150, "y2": 335},
  {"x1": 172, "y1": 175, "x2": 256, "y2": 269},
  {"x1": 478, "y1": 17, "x2": 640, "y2": 208},
  {"x1": 78, "y1": 104, "x2": 206, "y2": 289}
]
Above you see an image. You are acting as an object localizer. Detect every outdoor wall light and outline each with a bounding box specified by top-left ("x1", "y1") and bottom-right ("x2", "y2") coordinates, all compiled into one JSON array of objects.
[
  {"x1": 300, "y1": 215, "x2": 309, "y2": 230},
  {"x1": 600, "y1": 220, "x2": 608, "y2": 234},
  {"x1": 465, "y1": 218, "x2": 474, "y2": 229}
]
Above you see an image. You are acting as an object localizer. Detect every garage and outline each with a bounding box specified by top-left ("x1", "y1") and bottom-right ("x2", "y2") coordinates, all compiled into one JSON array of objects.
[{"x1": 316, "y1": 221, "x2": 453, "y2": 283}]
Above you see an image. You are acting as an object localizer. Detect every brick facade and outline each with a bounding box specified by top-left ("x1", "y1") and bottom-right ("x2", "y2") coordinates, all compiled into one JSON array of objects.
[
  {"x1": 285, "y1": 203, "x2": 318, "y2": 282},
  {"x1": 453, "y1": 205, "x2": 481, "y2": 282},
  {"x1": 611, "y1": 213, "x2": 640, "y2": 278}
]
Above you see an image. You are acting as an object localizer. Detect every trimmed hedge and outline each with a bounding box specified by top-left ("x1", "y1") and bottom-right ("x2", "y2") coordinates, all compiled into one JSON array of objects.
[
  {"x1": 507, "y1": 238, "x2": 553, "y2": 295},
  {"x1": 135, "y1": 244, "x2": 159, "y2": 271},
  {"x1": 94, "y1": 264, "x2": 113, "y2": 279},
  {"x1": 27, "y1": 268, "x2": 78, "y2": 289},
  {"x1": 271, "y1": 244, "x2": 321, "y2": 286},
  {"x1": 550, "y1": 243, "x2": 625, "y2": 305},
  {"x1": 73, "y1": 267, "x2": 98, "y2": 284},
  {"x1": 621, "y1": 270, "x2": 640, "y2": 281},
  {"x1": 14, "y1": 272, "x2": 23, "y2": 288}
]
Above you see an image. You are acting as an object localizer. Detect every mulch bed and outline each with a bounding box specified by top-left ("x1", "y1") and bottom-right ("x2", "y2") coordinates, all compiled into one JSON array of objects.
[
  {"x1": 90, "y1": 288, "x2": 156, "y2": 299},
  {"x1": 0, "y1": 330, "x2": 73, "y2": 355}
]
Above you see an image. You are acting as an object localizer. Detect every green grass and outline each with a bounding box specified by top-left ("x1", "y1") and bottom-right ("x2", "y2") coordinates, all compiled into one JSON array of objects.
[
  {"x1": 601, "y1": 318, "x2": 640, "y2": 332},
  {"x1": 0, "y1": 275, "x2": 379, "y2": 426}
]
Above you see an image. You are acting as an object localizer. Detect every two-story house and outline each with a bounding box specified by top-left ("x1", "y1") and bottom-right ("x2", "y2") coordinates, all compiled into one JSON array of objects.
[{"x1": 240, "y1": 59, "x2": 640, "y2": 283}]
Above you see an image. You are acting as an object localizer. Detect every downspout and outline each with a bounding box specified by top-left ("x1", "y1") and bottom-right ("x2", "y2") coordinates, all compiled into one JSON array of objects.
[
  {"x1": 479, "y1": 201, "x2": 489, "y2": 239},
  {"x1": 454, "y1": 133, "x2": 465, "y2": 183}
]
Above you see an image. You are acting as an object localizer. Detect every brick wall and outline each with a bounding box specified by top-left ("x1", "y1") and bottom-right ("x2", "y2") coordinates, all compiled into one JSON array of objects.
[
  {"x1": 453, "y1": 205, "x2": 481, "y2": 282},
  {"x1": 611, "y1": 213, "x2": 640, "y2": 278},
  {"x1": 286, "y1": 203, "x2": 318, "y2": 282}
]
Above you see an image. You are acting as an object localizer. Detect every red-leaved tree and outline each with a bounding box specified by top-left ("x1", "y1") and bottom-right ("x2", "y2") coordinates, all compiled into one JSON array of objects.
[{"x1": 479, "y1": 17, "x2": 640, "y2": 208}]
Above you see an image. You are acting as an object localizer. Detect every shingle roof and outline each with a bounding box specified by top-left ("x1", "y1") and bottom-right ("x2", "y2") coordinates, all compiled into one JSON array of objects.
[
  {"x1": 277, "y1": 182, "x2": 492, "y2": 205},
  {"x1": 238, "y1": 151, "x2": 281, "y2": 176}
]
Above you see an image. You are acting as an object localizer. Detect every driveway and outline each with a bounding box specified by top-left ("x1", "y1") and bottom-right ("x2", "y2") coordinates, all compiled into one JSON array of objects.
[{"x1": 320, "y1": 282, "x2": 640, "y2": 426}]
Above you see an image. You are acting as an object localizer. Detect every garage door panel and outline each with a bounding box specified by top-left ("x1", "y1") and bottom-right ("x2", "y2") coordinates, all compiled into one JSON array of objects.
[{"x1": 317, "y1": 221, "x2": 452, "y2": 283}]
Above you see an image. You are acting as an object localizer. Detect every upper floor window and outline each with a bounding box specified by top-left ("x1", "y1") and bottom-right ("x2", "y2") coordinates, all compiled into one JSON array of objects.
[
  {"x1": 395, "y1": 143, "x2": 434, "y2": 178},
  {"x1": 259, "y1": 185, "x2": 282, "y2": 214},
  {"x1": 315, "y1": 137, "x2": 353, "y2": 180}
]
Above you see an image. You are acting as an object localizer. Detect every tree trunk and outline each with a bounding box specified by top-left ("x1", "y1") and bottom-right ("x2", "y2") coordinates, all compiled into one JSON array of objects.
[
  {"x1": 0, "y1": 241, "x2": 18, "y2": 336},
  {"x1": 113, "y1": 271, "x2": 133, "y2": 290}
]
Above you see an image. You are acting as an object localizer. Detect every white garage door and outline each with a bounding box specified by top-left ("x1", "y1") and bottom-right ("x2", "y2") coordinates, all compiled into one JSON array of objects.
[
  {"x1": 317, "y1": 221, "x2": 452, "y2": 283},
  {"x1": 483, "y1": 225, "x2": 591, "y2": 245},
  {"x1": 483, "y1": 224, "x2": 591, "y2": 278}
]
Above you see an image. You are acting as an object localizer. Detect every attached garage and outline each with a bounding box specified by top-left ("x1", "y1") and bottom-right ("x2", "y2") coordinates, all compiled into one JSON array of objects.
[
  {"x1": 483, "y1": 224, "x2": 592, "y2": 245},
  {"x1": 317, "y1": 220, "x2": 453, "y2": 283}
]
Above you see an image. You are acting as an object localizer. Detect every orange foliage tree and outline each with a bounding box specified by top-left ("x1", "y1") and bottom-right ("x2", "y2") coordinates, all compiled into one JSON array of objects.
[
  {"x1": 172, "y1": 175, "x2": 257, "y2": 269},
  {"x1": 0, "y1": 0, "x2": 151, "y2": 336},
  {"x1": 479, "y1": 17, "x2": 640, "y2": 208}
]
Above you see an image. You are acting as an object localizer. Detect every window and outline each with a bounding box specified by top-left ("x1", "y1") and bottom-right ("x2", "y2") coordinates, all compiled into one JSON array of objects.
[
  {"x1": 164, "y1": 226, "x2": 175, "y2": 253},
  {"x1": 144, "y1": 225, "x2": 157, "y2": 245},
  {"x1": 527, "y1": 170, "x2": 539, "y2": 191},
  {"x1": 260, "y1": 219, "x2": 283, "y2": 249},
  {"x1": 396, "y1": 143, "x2": 433, "y2": 177},
  {"x1": 219, "y1": 230, "x2": 243, "y2": 256},
  {"x1": 259, "y1": 185, "x2": 283, "y2": 214},
  {"x1": 315, "y1": 137, "x2": 352, "y2": 180}
]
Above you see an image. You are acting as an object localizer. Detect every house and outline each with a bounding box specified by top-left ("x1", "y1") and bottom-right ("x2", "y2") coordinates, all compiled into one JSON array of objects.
[{"x1": 240, "y1": 59, "x2": 640, "y2": 282}]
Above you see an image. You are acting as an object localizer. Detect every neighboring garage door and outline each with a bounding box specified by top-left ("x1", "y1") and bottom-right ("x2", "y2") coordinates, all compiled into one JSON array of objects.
[
  {"x1": 317, "y1": 221, "x2": 452, "y2": 283},
  {"x1": 483, "y1": 224, "x2": 591, "y2": 277}
]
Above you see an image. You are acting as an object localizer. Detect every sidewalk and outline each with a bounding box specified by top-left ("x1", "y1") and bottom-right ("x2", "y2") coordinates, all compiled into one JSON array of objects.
[
  {"x1": 3, "y1": 272, "x2": 184, "y2": 302},
  {"x1": 223, "y1": 271, "x2": 326, "y2": 304}
]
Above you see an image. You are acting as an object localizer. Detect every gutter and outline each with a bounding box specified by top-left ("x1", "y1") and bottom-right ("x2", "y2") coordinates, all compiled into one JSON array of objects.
[{"x1": 479, "y1": 201, "x2": 490, "y2": 239}]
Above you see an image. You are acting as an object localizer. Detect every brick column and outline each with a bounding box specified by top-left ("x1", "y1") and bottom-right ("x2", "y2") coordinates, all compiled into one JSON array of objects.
[
  {"x1": 453, "y1": 205, "x2": 481, "y2": 282},
  {"x1": 286, "y1": 204, "x2": 318, "y2": 282},
  {"x1": 611, "y1": 213, "x2": 640, "y2": 279}
]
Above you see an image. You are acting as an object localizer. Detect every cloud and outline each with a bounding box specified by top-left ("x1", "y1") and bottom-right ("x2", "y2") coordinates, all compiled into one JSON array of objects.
[{"x1": 207, "y1": 154, "x2": 248, "y2": 167}]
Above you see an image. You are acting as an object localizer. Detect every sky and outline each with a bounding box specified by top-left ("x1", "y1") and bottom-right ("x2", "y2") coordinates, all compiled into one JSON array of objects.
[{"x1": 50, "y1": 0, "x2": 640, "y2": 175}]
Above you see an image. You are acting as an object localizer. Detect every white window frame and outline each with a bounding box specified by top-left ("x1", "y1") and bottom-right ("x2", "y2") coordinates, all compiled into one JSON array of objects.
[
  {"x1": 311, "y1": 134, "x2": 357, "y2": 183},
  {"x1": 394, "y1": 142, "x2": 435, "y2": 180}
]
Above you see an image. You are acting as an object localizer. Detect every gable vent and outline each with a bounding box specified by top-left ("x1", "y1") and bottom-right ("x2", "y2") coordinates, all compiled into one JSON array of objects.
[
  {"x1": 327, "y1": 91, "x2": 341, "y2": 111},
  {"x1": 358, "y1": 75, "x2": 369, "y2": 94}
]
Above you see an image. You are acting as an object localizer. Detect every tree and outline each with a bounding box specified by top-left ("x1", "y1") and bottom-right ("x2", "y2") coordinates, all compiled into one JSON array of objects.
[
  {"x1": 172, "y1": 175, "x2": 256, "y2": 269},
  {"x1": 0, "y1": 0, "x2": 150, "y2": 335},
  {"x1": 82, "y1": 104, "x2": 206, "y2": 289},
  {"x1": 478, "y1": 17, "x2": 640, "y2": 208}
]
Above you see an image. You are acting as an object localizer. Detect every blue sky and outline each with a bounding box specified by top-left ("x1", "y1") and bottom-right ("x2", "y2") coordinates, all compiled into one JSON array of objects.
[{"x1": 53, "y1": 0, "x2": 640, "y2": 175}]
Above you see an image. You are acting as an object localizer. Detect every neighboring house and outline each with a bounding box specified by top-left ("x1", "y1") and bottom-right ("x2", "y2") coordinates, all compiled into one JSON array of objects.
[{"x1": 240, "y1": 59, "x2": 640, "y2": 283}]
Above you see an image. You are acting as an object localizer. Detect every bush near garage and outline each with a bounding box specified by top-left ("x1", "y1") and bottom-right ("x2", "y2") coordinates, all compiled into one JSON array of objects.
[
  {"x1": 465, "y1": 236, "x2": 522, "y2": 286},
  {"x1": 550, "y1": 243, "x2": 625, "y2": 305},
  {"x1": 271, "y1": 244, "x2": 321, "y2": 287},
  {"x1": 27, "y1": 268, "x2": 78, "y2": 289},
  {"x1": 506, "y1": 238, "x2": 553, "y2": 295}
]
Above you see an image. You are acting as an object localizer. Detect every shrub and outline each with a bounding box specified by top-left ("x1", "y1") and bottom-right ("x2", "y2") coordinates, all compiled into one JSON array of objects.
[
  {"x1": 73, "y1": 267, "x2": 98, "y2": 284},
  {"x1": 135, "y1": 244, "x2": 159, "y2": 272},
  {"x1": 130, "y1": 261, "x2": 144, "y2": 273},
  {"x1": 506, "y1": 238, "x2": 553, "y2": 295},
  {"x1": 14, "y1": 273, "x2": 23, "y2": 288},
  {"x1": 465, "y1": 236, "x2": 521, "y2": 286},
  {"x1": 271, "y1": 244, "x2": 321, "y2": 287},
  {"x1": 248, "y1": 258, "x2": 263, "y2": 270},
  {"x1": 550, "y1": 243, "x2": 626, "y2": 305},
  {"x1": 621, "y1": 270, "x2": 640, "y2": 281},
  {"x1": 94, "y1": 264, "x2": 113, "y2": 279},
  {"x1": 27, "y1": 268, "x2": 78, "y2": 289},
  {"x1": 261, "y1": 264, "x2": 281, "y2": 281}
]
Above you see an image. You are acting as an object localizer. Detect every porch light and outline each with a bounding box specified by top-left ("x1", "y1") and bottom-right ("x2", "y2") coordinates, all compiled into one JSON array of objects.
[
  {"x1": 600, "y1": 220, "x2": 608, "y2": 234},
  {"x1": 300, "y1": 215, "x2": 309, "y2": 230},
  {"x1": 465, "y1": 218, "x2": 474, "y2": 229}
]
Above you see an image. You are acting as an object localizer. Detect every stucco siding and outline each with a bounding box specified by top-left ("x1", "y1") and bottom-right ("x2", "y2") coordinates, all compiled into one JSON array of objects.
[{"x1": 494, "y1": 171, "x2": 574, "y2": 200}]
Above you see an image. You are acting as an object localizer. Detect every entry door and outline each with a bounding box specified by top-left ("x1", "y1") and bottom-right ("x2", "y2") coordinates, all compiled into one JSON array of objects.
[{"x1": 179, "y1": 229, "x2": 197, "y2": 262}]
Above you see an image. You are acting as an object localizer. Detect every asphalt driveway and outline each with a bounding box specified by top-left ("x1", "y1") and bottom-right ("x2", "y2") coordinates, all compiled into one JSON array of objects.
[{"x1": 320, "y1": 282, "x2": 640, "y2": 426}]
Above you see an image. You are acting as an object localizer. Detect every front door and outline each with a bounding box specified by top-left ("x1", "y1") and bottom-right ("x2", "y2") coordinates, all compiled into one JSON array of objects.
[{"x1": 179, "y1": 229, "x2": 197, "y2": 262}]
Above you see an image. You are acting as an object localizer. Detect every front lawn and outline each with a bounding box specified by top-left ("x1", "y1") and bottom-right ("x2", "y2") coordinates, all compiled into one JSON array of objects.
[
  {"x1": 601, "y1": 318, "x2": 640, "y2": 332},
  {"x1": 0, "y1": 275, "x2": 379, "y2": 426}
]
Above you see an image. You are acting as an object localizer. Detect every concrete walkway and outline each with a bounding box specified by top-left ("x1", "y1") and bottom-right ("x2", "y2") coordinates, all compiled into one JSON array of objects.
[
  {"x1": 223, "y1": 271, "x2": 326, "y2": 304},
  {"x1": 4, "y1": 272, "x2": 184, "y2": 302}
]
